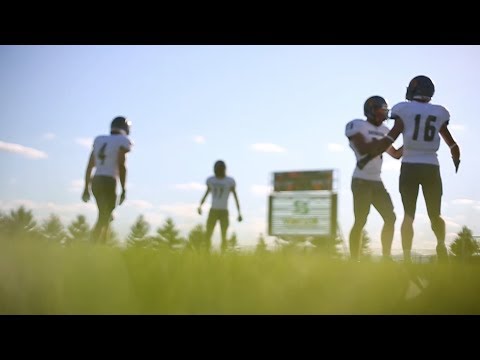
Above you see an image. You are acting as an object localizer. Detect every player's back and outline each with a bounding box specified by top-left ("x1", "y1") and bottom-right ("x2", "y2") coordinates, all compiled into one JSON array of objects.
[
  {"x1": 391, "y1": 101, "x2": 450, "y2": 165},
  {"x1": 93, "y1": 134, "x2": 132, "y2": 178}
]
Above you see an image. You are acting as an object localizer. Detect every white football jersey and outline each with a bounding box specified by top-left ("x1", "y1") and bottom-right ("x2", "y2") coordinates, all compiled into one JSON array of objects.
[
  {"x1": 391, "y1": 101, "x2": 450, "y2": 166},
  {"x1": 92, "y1": 134, "x2": 132, "y2": 179},
  {"x1": 345, "y1": 119, "x2": 390, "y2": 181},
  {"x1": 206, "y1": 176, "x2": 236, "y2": 210}
]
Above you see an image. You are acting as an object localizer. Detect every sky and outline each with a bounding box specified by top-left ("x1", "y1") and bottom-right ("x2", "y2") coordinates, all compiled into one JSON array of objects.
[{"x1": 1, "y1": 45, "x2": 479, "y2": 254}]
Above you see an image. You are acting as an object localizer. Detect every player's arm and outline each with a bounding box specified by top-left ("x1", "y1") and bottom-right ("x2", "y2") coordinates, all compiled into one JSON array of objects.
[
  {"x1": 349, "y1": 131, "x2": 399, "y2": 157},
  {"x1": 440, "y1": 123, "x2": 461, "y2": 173},
  {"x1": 348, "y1": 132, "x2": 371, "y2": 155},
  {"x1": 386, "y1": 144, "x2": 403, "y2": 159},
  {"x1": 118, "y1": 147, "x2": 129, "y2": 205},
  {"x1": 357, "y1": 117, "x2": 404, "y2": 169},
  {"x1": 370, "y1": 117, "x2": 404, "y2": 156},
  {"x1": 198, "y1": 187, "x2": 211, "y2": 215},
  {"x1": 82, "y1": 151, "x2": 95, "y2": 202},
  {"x1": 231, "y1": 187, "x2": 242, "y2": 222}
]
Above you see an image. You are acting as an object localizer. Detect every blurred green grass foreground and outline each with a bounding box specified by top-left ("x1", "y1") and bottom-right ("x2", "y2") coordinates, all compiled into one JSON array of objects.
[{"x1": 2, "y1": 239, "x2": 480, "y2": 315}]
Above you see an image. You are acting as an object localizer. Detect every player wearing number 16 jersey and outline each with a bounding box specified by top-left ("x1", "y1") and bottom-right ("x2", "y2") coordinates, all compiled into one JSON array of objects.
[
  {"x1": 82, "y1": 116, "x2": 133, "y2": 244},
  {"x1": 198, "y1": 160, "x2": 242, "y2": 252},
  {"x1": 359, "y1": 76, "x2": 461, "y2": 263}
]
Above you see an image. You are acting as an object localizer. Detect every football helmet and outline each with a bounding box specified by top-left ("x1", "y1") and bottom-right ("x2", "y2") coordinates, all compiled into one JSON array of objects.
[
  {"x1": 406, "y1": 75, "x2": 435, "y2": 101},
  {"x1": 110, "y1": 116, "x2": 131, "y2": 135},
  {"x1": 214, "y1": 160, "x2": 226, "y2": 177},
  {"x1": 364, "y1": 96, "x2": 388, "y2": 120}
]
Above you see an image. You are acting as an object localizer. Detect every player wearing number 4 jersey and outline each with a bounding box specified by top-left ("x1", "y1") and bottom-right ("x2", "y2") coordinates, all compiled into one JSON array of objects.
[
  {"x1": 82, "y1": 116, "x2": 133, "y2": 244},
  {"x1": 198, "y1": 160, "x2": 242, "y2": 252},
  {"x1": 358, "y1": 75, "x2": 461, "y2": 263}
]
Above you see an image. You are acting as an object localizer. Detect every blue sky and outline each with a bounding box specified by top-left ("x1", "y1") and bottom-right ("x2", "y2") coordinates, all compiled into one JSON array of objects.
[{"x1": 1, "y1": 45, "x2": 479, "y2": 254}]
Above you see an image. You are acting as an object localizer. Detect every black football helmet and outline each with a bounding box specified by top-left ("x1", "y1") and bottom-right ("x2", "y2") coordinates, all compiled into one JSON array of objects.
[
  {"x1": 110, "y1": 116, "x2": 131, "y2": 135},
  {"x1": 214, "y1": 160, "x2": 226, "y2": 177},
  {"x1": 364, "y1": 96, "x2": 388, "y2": 120},
  {"x1": 406, "y1": 75, "x2": 435, "y2": 101}
]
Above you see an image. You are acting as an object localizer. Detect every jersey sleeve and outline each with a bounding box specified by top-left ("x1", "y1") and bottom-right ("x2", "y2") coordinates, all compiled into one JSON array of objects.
[
  {"x1": 390, "y1": 102, "x2": 408, "y2": 120},
  {"x1": 345, "y1": 119, "x2": 363, "y2": 138},
  {"x1": 439, "y1": 105, "x2": 451, "y2": 128},
  {"x1": 92, "y1": 136, "x2": 100, "y2": 150},
  {"x1": 121, "y1": 136, "x2": 133, "y2": 152}
]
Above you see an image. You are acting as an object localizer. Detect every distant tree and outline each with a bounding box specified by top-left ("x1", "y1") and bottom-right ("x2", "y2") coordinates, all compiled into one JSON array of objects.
[
  {"x1": 155, "y1": 217, "x2": 186, "y2": 250},
  {"x1": 187, "y1": 224, "x2": 208, "y2": 251},
  {"x1": 127, "y1": 215, "x2": 151, "y2": 249},
  {"x1": 3, "y1": 206, "x2": 38, "y2": 240},
  {"x1": 226, "y1": 232, "x2": 238, "y2": 252},
  {"x1": 40, "y1": 214, "x2": 67, "y2": 243},
  {"x1": 67, "y1": 215, "x2": 91, "y2": 244},
  {"x1": 361, "y1": 229, "x2": 373, "y2": 260},
  {"x1": 310, "y1": 234, "x2": 343, "y2": 257},
  {"x1": 0, "y1": 211, "x2": 6, "y2": 236},
  {"x1": 255, "y1": 233, "x2": 267, "y2": 253},
  {"x1": 450, "y1": 226, "x2": 479, "y2": 259},
  {"x1": 106, "y1": 227, "x2": 121, "y2": 247}
]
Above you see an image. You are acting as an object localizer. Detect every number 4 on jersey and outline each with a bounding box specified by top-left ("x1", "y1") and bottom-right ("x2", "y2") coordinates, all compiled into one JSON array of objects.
[{"x1": 98, "y1": 143, "x2": 107, "y2": 164}]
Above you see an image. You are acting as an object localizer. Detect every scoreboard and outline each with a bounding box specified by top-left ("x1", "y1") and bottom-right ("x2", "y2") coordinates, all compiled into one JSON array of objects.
[
  {"x1": 268, "y1": 191, "x2": 337, "y2": 237},
  {"x1": 273, "y1": 170, "x2": 334, "y2": 192}
]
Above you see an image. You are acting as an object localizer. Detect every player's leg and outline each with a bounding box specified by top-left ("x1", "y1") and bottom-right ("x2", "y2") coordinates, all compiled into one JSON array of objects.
[
  {"x1": 349, "y1": 178, "x2": 372, "y2": 261},
  {"x1": 91, "y1": 176, "x2": 116, "y2": 244},
  {"x1": 371, "y1": 181, "x2": 396, "y2": 259},
  {"x1": 219, "y1": 210, "x2": 230, "y2": 253},
  {"x1": 90, "y1": 176, "x2": 104, "y2": 242},
  {"x1": 399, "y1": 164, "x2": 420, "y2": 262},
  {"x1": 422, "y1": 165, "x2": 447, "y2": 261},
  {"x1": 205, "y1": 209, "x2": 218, "y2": 252}
]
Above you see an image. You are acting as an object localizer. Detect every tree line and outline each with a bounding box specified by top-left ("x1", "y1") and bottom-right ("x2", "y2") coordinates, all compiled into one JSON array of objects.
[{"x1": 1, "y1": 206, "x2": 478, "y2": 259}]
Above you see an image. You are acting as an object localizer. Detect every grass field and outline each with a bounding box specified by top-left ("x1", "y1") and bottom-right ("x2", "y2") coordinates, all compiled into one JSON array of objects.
[{"x1": 1, "y1": 239, "x2": 480, "y2": 315}]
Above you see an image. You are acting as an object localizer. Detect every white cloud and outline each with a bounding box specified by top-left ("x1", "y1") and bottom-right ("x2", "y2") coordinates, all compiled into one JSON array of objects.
[
  {"x1": 75, "y1": 137, "x2": 93, "y2": 148},
  {"x1": 0, "y1": 141, "x2": 47, "y2": 159},
  {"x1": 251, "y1": 185, "x2": 272, "y2": 196},
  {"x1": 174, "y1": 182, "x2": 205, "y2": 191},
  {"x1": 449, "y1": 124, "x2": 465, "y2": 131},
  {"x1": 250, "y1": 143, "x2": 286, "y2": 153},
  {"x1": 0, "y1": 199, "x2": 96, "y2": 215},
  {"x1": 158, "y1": 203, "x2": 198, "y2": 217},
  {"x1": 43, "y1": 132, "x2": 56, "y2": 140},
  {"x1": 142, "y1": 211, "x2": 166, "y2": 229},
  {"x1": 193, "y1": 135, "x2": 205, "y2": 144},
  {"x1": 452, "y1": 198, "x2": 476, "y2": 205},
  {"x1": 125, "y1": 200, "x2": 154, "y2": 210},
  {"x1": 0, "y1": 199, "x2": 99, "y2": 232},
  {"x1": 0, "y1": 199, "x2": 38, "y2": 211},
  {"x1": 327, "y1": 143, "x2": 345, "y2": 152},
  {"x1": 445, "y1": 219, "x2": 462, "y2": 229},
  {"x1": 44, "y1": 201, "x2": 97, "y2": 214},
  {"x1": 68, "y1": 179, "x2": 84, "y2": 193},
  {"x1": 147, "y1": 203, "x2": 203, "y2": 234}
]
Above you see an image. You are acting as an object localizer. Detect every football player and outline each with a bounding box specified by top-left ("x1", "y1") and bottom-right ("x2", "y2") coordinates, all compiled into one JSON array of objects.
[
  {"x1": 82, "y1": 116, "x2": 133, "y2": 244},
  {"x1": 357, "y1": 75, "x2": 461, "y2": 263},
  {"x1": 198, "y1": 160, "x2": 242, "y2": 253},
  {"x1": 346, "y1": 96, "x2": 403, "y2": 261}
]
